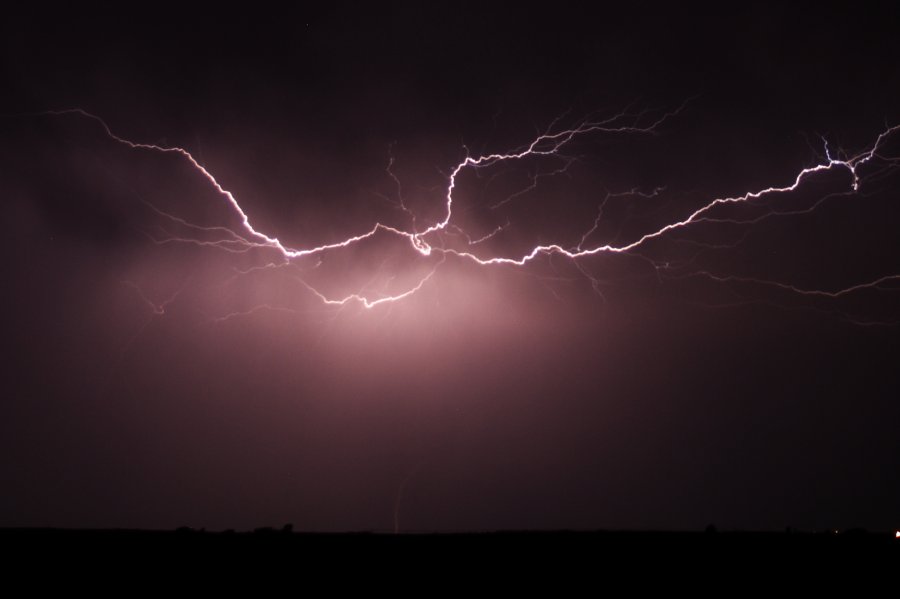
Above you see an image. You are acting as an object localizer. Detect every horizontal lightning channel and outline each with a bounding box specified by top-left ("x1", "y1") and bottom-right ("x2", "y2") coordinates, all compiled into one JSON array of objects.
[{"x1": 45, "y1": 108, "x2": 900, "y2": 310}]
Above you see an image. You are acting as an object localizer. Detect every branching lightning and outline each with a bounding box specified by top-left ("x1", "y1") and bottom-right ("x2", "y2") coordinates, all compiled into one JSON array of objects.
[{"x1": 39, "y1": 107, "x2": 900, "y2": 323}]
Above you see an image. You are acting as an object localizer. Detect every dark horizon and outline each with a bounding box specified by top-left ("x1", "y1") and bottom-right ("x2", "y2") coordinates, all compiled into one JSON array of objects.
[{"x1": 2, "y1": 3, "x2": 899, "y2": 534}]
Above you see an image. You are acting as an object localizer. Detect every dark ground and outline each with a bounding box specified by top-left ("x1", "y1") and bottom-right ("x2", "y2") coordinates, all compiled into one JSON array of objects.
[
  {"x1": 2, "y1": 528, "x2": 897, "y2": 584},
  {"x1": 3, "y1": 526, "x2": 896, "y2": 551}
]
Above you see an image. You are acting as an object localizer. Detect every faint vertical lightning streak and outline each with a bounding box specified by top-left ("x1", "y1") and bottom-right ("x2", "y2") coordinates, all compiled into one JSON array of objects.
[{"x1": 393, "y1": 461, "x2": 424, "y2": 535}]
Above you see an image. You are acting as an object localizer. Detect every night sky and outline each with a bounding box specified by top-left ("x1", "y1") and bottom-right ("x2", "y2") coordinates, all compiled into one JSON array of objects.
[{"x1": 2, "y1": 3, "x2": 899, "y2": 532}]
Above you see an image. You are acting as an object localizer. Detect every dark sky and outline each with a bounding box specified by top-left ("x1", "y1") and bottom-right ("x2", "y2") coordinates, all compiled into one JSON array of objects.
[{"x1": 2, "y1": 3, "x2": 899, "y2": 532}]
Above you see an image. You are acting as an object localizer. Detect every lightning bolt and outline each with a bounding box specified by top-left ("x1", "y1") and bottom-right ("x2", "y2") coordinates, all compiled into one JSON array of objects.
[{"x1": 33, "y1": 107, "x2": 900, "y2": 323}]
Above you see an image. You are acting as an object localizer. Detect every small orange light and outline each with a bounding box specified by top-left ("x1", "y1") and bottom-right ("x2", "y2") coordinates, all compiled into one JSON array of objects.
[{"x1": 895, "y1": 531, "x2": 899, "y2": 539}]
